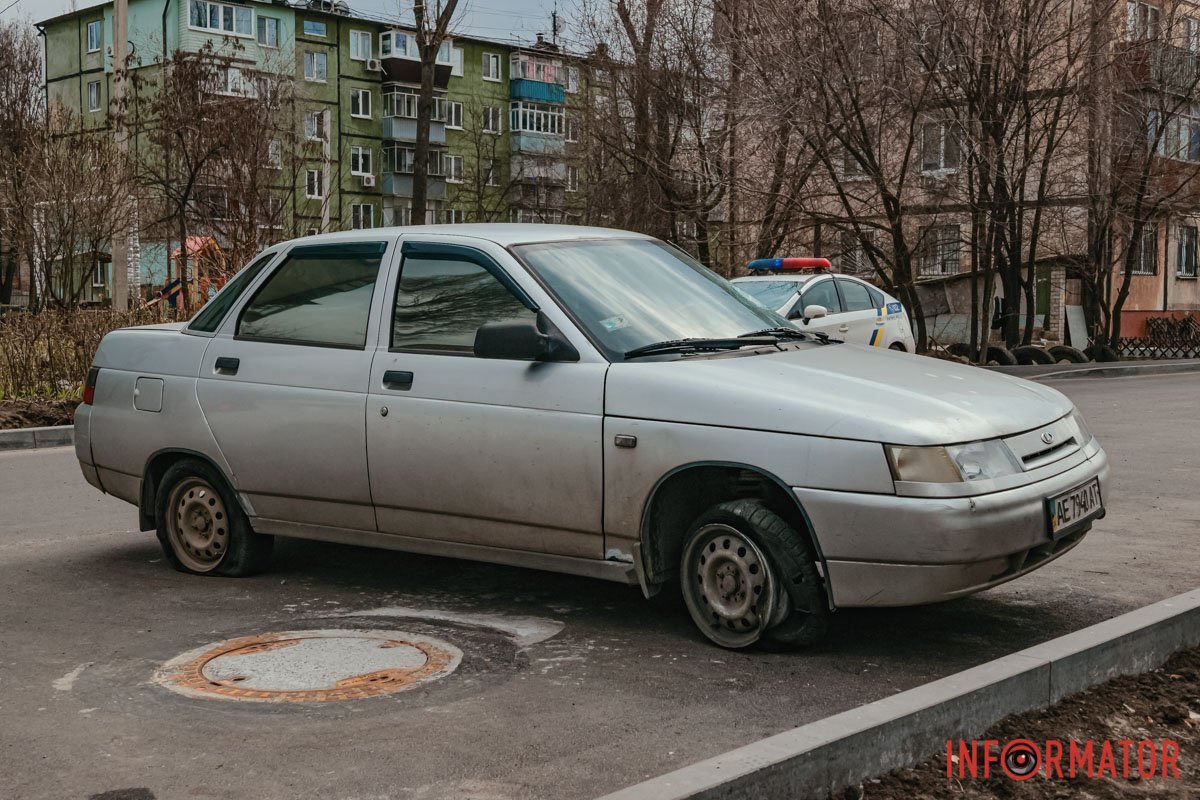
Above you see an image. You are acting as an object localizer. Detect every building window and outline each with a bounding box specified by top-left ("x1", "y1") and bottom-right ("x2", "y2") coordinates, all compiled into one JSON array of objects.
[
  {"x1": 305, "y1": 110, "x2": 326, "y2": 140},
  {"x1": 510, "y1": 101, "x2": 564, "y2": 135},
  {"x1": 921, "y1": 121, "x2": 960, "y2": 173},
  {"x1": 303, "y1": 19, "x2": 327, "y2": 37},
  {"x1": 87, "y1": 20, "x2": 102, "y2": 53},
  {"x1": 838, "y1": 230, "x2": 874, "y2": 275},
  {"x1": 189, "y1": 1, "x2": 253, "y2": 37},
  {"x1": 1160, "y1": 107, "x2": 1200, "y2": 162},
  {"x1": 451, "y1": 46, "x2": 464, "y2": 76},
  {"x1": 350, "y1": 30, "x2": 372, "y2": 61},
  {"x1": 304, "y1": 52, "x2": 328, "y2": 82},
  {"x1": 351, "y1": 204, "x2": 374, "y2": 229},
  {"x1": 565, "y1": 117, "x2": 579, "y2": 142},
  {"x1": 566, "y1": 165, "x2": 579, "y2": 192},
  {"x1": 485, "y1": 159, "x2": 499, "y2": 186},
  {"x1": 306, "y1": 169, "x2": 324, "y2": 199},
  {"x1": 444, "y1": 154, "x2": 464, "y2": 183},
  {"x1": 917, "y1": 224, "x2": 961, "y2": 276},
  {"x1": 351, "y1": 87, "x2": 372, "y2": 119},
  {"x1": 257, "y1": 17, "x2": 278, "y2": 48},
  {"x1": 839, "y1": 148, "x2": 868, "y2": 180},
  {"x1": 92, "y1": 260, "x2": 106, "y2": 287},
  {"x1": 444, "y1": 208, "x2": 465, "y2": 224},
  {"x1": 350, "y1": 145, "x2": 373, "y2": 176},
  {"x1": 482, "y1": 105, "x2": 502, "y2": 134},
  {"x1": 385, "y1": 144, "x2": 416, "y2": 173},
  {"x1": 482, "y1": 52, "x2": 502, "y2": 81},
  {"x1": 1133, "y1": 224, "x2": 1158, "y2": 275},
  {"x1": 1178, "y1": 225, "x2": 1198, "y2": 277},
  {"x1": 267, "y1": 140, "x2": 282, "y2": 169},
  {"x1": 87, "y1": 81, "x2": 102, "y2": 112},
  {"x1": 446, "y1": 100, "x2": 463, "y2": 129},
  {"x1": 1126, "y1": 2, "x2": 1161, "y2": 42},
  {"x1": 566, "y1": 65, "x2": 580, "y2": 93}
]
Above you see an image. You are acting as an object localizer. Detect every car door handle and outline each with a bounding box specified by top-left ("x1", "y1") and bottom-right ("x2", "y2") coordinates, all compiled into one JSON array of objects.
[
  {"x1": 383, "y1": 370, "x2": 414, "y2": 391},
  {"x1": 214, "y1": 357, "x2": 240, "y2": 375}
]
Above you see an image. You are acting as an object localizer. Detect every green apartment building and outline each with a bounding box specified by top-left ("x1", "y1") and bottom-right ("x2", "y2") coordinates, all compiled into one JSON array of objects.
[{"x1": 38, "y1": 0, "x2": 583, "y2": 295}]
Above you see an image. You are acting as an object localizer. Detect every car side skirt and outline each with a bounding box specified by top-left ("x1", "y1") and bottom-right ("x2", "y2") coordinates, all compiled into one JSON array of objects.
[{"x1": 252, "y1": 517, "x2": 640, "y2": 586}]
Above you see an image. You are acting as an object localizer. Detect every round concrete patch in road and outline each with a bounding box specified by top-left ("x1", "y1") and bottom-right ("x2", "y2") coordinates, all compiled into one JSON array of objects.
[{"x1": 156, "y1": 629, "x2": 462, "y2": 703}]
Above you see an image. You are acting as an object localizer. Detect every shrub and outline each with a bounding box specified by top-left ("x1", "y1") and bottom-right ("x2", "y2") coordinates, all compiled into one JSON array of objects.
[{"x1": 0, "y1": 307, "x2": 166, "y2": 399}]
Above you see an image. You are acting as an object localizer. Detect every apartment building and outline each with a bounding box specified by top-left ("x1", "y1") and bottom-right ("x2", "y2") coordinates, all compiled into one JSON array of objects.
[{"x1": 37, "y1": 0, "x2": 581, "y2": 295}]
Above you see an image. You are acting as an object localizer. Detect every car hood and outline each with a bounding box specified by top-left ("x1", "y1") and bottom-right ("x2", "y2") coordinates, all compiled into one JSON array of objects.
[{"x1": 604, "y1": 344, "x2": 1072, "y2": 446}]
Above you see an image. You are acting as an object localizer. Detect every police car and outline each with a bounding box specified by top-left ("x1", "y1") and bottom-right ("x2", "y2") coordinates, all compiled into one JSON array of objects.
[{"x1": 731, "y1": 257, "x2": 916, "y2": 352}]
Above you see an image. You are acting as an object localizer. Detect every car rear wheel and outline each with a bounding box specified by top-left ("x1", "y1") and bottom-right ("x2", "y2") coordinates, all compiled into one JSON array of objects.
[
  {"x1": 680, "y1": 500, "x2": 829, "y2": 650},
  {"x1": 156, "y1": 458, "x2": 272, "y2": 577}
]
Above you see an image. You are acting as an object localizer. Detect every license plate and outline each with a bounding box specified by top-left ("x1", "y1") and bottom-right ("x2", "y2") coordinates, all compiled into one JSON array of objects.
[{"x1": 1047, "y1": 478, "x2": 1103, "y2": 536}]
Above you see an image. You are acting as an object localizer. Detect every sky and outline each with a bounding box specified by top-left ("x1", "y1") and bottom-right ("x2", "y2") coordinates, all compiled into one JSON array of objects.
[{"x1": 0, "y1": 0, "x2": 581, "y2": 47}]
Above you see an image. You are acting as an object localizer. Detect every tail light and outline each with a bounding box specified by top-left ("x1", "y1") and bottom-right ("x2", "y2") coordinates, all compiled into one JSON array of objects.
[{"x1": 83, "y1": 367, "x2": 100, "y2": 405}]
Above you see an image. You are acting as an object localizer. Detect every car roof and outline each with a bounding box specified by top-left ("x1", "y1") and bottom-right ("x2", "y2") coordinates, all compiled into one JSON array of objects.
[
  {"x1": 731, "y1": 274, "x2": 825, "y2": 285},
  {"x1": 280, "y1": 224, "x2": 656, "y2": 249}
]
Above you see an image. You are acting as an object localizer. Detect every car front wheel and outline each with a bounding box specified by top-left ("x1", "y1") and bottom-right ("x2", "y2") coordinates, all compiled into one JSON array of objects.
[
  {"x1": 680, "y1": 499, "x2": 830, "y2": 650},
  {"x1": 155, "y1": 458, "x2": 273, "y2": 577}
]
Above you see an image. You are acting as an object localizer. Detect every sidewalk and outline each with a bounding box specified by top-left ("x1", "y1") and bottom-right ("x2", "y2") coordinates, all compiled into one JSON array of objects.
[{"x1": 990, "y1": 358, "x2": 1200, "y2": 381}]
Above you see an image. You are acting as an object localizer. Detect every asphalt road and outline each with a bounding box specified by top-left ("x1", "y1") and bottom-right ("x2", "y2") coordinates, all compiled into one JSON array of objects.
[{"x1": 1, "y1": 373, "x2": 1196, "y2": 800}]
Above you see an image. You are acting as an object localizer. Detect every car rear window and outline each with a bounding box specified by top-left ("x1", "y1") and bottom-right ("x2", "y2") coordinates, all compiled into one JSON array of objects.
[
  {"x1": 187, "y1": 252, "x2": 275, "y2": 333},
  {"x1": 734, "y1": 280, "x2": 801, "y2": 310},
  {"x1": 237, "y1": 242, "x2": 387, "y2": 349}
]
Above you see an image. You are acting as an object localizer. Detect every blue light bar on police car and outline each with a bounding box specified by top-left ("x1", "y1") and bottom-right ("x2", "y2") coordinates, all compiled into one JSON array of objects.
[{"x1": 746, "y1": 257, "x2": 832, "y2": 272}]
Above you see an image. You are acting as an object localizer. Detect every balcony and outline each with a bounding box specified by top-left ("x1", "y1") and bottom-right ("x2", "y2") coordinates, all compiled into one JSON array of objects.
[
  {"x1": 383, "y1": 90, "x2": 448, "y2": 143},
  {"x1": 1119, "y1": 41, "x2": 1200, "y2": 95},
  {"x1": 382, "y1": 173, "x2": 447, "y2": 200},
  {"x1": 510, "y1": 78, "x2": 564, "y2": 104}
]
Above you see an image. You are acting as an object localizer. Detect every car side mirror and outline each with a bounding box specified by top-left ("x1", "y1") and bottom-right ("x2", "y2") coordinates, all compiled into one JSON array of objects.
[
  {"x1": 474, "y1": 311, "x2": 580, "y2": 362},
  {"x1": 802, "y1": 304, "x2": 828, "y2": 323}
]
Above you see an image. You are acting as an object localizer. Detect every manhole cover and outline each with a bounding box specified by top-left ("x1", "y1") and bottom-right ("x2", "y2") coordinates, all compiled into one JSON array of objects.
[{"x1": 156, "y1": 629, "x2": 462, "y2": 703}]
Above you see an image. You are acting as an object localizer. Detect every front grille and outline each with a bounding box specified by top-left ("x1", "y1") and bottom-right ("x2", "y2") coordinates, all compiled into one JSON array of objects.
[
  {"x1": 1020, "y1": 437, "x2": 1077, "y2": 467},
  {"x1": 1003, "y1": 417, "x2": 1082, "y2": 471}
]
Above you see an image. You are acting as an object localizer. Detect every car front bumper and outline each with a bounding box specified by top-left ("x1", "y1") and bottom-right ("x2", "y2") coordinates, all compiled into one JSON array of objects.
[{"x1": 794, "y1": 444, "x2": 1110, "y2": 607}]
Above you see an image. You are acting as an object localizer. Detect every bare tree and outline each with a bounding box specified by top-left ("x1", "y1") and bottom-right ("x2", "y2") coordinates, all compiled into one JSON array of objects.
[
  {"x1": 447, "y1": 98, "x2": 522, "y2": 221},
  {"x1": 411, "y1": 0, "x2": 461, "y2": 222},
  {"x1": 29, "y1": 108, "x2": 136, "y2": 307},
  {"x1": 0, "y1": 22, "x2": 45, "y2": 308}
]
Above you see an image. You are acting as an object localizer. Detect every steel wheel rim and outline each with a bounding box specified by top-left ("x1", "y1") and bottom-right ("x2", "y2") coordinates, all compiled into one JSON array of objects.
[
  {"x1": 167, "y1": 477, "x2": 229, "y2": 573},
  {"x1": 682, "y1": 523, "x2": 777, "y2": 648}
]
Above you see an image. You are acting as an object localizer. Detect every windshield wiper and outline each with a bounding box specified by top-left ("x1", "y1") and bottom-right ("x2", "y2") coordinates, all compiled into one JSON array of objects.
[
  {"x1": 740, "y1": 327, "x2": 808, "y2": 341},
  {"x1": 624, "y1": 337, "x2": 778, "y2": 360}
]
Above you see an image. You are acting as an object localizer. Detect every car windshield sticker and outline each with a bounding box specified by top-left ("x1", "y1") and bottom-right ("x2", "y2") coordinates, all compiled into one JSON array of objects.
[{"x1": 599, "y1": 314, "x2": 629, "y2": 332}]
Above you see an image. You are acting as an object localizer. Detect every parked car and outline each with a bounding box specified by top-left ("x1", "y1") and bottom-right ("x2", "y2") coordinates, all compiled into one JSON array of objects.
[
  {"x1": 732, "y1": 258, "x2": 916, "y2": 352},
  {"x1": 75, "y1": 226, "x2": 1108, "y2": 649}
]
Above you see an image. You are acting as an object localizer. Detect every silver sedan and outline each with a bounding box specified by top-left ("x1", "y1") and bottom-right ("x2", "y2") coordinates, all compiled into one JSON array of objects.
[{"x1": 75, "y1": 225, "x2": 1108, "y2": 649}]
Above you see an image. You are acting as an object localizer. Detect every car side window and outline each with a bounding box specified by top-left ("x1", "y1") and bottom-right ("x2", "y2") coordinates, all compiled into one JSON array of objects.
[
  {"x1": 838, "y1": 279, "x2": 876, "y2": 312},
  {"x1": 237, "y1": 242, "x2": 387, "y2": 348},
  {"x1": 392, "y1": 254, "x2": 536, "y2": 353},
  {"x1": 798, "y1": 279, "x2": 842, "y2": 315},
  {"x1": 188, "y1": 252, "x2": 275, "y2": 333},
  {"x1": 866, "y1": 285, "x2": 885, "y2": 307}
]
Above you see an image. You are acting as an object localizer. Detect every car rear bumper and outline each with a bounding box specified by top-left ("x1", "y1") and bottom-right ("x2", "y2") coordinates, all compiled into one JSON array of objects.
[{"x1": 794, "y1": 445, "x2": 1109, "y2": 607}]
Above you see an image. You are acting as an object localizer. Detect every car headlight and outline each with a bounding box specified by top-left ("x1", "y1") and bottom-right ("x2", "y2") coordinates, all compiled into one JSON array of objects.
[
  {"x1": 1070, "y1": 409, "x2": 1093, "y2": 446},
  {"x1": 945, "y1": 440, "x2": 1022, "y2": 481},
  {"x1": 886, "y1": 440, "x2": 1021, "y2": 483}
]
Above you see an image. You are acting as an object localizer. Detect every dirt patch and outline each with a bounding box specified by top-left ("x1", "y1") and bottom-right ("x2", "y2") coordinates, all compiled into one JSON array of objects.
[
  {"x1": 0, "y1": 398, "x2": 79, "y2": 430},
  {"x1": 840, "y1": 647, "x2": 1200, "y2": 799}
]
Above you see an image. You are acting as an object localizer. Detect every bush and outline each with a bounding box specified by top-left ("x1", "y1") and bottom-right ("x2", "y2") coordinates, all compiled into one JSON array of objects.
[{"x1": 0, "y1": 307, "x2": 166, "y2": 400}]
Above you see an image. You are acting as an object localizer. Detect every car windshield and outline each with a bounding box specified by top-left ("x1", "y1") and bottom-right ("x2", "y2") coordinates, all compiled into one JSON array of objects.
[
  {"x1": 733, "y1": 280, "x2": 804, "y2": 310},
  {"x1": 513, "y1": 239, "x2": 791, "y2": 359}
]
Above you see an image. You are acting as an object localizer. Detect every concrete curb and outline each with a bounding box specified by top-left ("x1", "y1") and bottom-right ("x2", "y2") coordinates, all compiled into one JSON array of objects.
[
  {"x1": 596, "y1": 588, "x2": 1200, "y2": 800},
  {"x1": 992, "y1": 360, "x2": 1200, "y2": 381},
  {"x1": 0, "y1": 425, "x2": 74, "y2": 452}
]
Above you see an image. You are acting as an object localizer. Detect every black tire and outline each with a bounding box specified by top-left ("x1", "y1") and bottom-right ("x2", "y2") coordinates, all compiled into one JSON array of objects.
[
  {"x1": 155, "y1": 458, "x2": 273, "y2": 577},
  {"x1": 947, "y1": 342, "x2": 972, "y2": 358},
  {"x1": 1084, "y1": 344, "x2": 1120, "y2": 362},
  {"x1": 1011, "y1": 345, "x2": 1056, "y2": 365},
  {"x1": 1048, "y1": 345, "x2": 1088, "y2": 364},
  {"x1": 985, "y1": 346, "x2": 1018, "y2": 366},
  {"x1": 679, "y1": 499, "x2": 829, "y2": 650}
]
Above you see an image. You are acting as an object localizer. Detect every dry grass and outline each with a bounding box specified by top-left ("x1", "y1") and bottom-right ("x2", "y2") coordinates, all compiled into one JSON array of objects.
[{"x1": 0, "y1": 307, "x2": 167, "y2": 400}]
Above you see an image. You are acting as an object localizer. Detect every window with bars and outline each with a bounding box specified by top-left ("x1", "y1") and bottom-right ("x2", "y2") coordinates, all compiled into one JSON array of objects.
[
  {"x1": 917, "y1": 224, "x2": 961, "y2": 276},
  {"x1": 1178, "y1": 225, "x2": 1198, "y2": 277},
  {"x1": 1132, "y1": 224, "x2": 1158, "y2": 275}
]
